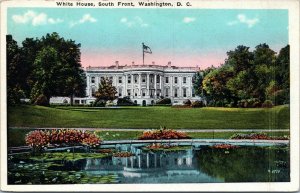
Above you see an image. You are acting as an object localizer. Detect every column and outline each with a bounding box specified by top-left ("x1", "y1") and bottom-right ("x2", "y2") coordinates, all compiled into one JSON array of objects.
[
  {"x1": 86, "y1": 75, "x2": 90, "y2": 97},
  {"x1": 189, "y1": 76, "x2": 192, "y2": 97},
  {"x1": 138, "y1": 155, "x2": 141, "y2": 168},
  {"x1": 160, "y1": 75, "x2": 162, "y2": 96},
  {"x1": 130, "y1": 157, "x2": 134, "y2": 168},
  {"x1": 131, "y1": 74, "x2": 134, "y2": 98},
  {"x1": 179, "y1": 76, "x2": 182, "y2": 98},
  {"x1": 154, "y1": 74, "x2": 157, "y2": 98},
  {"x1": 154, "y1": 154, "x2": 157, "y2": 168},
  {"x1": 146, "y1": 73, "x2": 150, "y2": 97},
  {"x1": 124, "y1": 75, "x2": 127, "y2": 96},
  {"x1": 139, "y1": 73, "x2": 142, "y2": 96},
  {"x1": 146, "y1": 153, "x2": 150, "y2": 168},
  {"x1": 170, "y1": 76, "x2": 173, "y2": 98}
]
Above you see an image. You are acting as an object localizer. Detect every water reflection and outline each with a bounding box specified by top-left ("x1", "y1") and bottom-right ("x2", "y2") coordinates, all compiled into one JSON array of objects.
[
  {"x1": 83, "y1": 144, "x2": 289, "y2": 183},
  {"x1": 85, "y1": 145, "x2": 222, "y2": 183}
]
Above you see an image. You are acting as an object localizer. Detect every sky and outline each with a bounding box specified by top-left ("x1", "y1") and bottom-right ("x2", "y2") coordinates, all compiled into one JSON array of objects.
[{"x1": 7, "y1": 8, "x2": 288, "y2": 69}]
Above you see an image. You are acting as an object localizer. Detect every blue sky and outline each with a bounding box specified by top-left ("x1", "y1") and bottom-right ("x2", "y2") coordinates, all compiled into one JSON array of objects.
[{"x1": 7, "y1": 8, "x2": 288, "y2": 68}]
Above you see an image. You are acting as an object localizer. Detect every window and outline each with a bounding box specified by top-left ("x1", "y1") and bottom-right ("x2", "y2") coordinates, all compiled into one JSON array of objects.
[
  {"x1": 119, "y1": 76, "x2": 122, "y2": 83},
  {"x1": 91, "y1": 77, "x2": 95, "y2": 83},
  {"x1": 142, "y1": 89, "x2": 146, "y2": 96},
  {"x1": 127, "y1": 89, "x2": 131, "y2": 96},
  {"x1": 142, "y1": 75, "x2": 146, "y2": 83},
  {"x1": 174, "y1": 88, "x2": 178, "y2": 97},
  {"x1": 150, "y1": 76, "x2": 153, "y2": 83},
  {"x1": 118, "y1": 88, "x2": 122, "y2": 97},
  {"x1": 81, "y1": 100, "x2": 86, "y2": 104},
  {"x1": 165, "y1": 88, "x2": 169, "y2": 97},
  {"x1": 174, "y1": 77, "x2": 178, "y2": 84},
  {"x1": 134, "y1": 75, "x2": 138, "y2": 83},
  {"x1": 183, "y1": 88, "x2": 187, "y2": 97},
  {"x1": 128, "y1": 76, "x2": 131, "y2": 84},
  {"x1": 91, "y1": 87, "x2": 96, "y2": 97},
  {"x1": 109, "y1": 76, "x2": 113, "y2": 83},
  {"x1": 156, "y1": 75, "x2": 160, "y2": 83},
  {"x1": 75, "y1": 100, "x2": 80, "y2": 104},
  {"x1": 192, "y1": 88, "x2": 195, "y2": 97},
  {"x1": 183, "y1": 77, "x2": 187, "y2": 84},
  {"x1": 165, "y1": 77, "x2": 169, "y2": 83}
]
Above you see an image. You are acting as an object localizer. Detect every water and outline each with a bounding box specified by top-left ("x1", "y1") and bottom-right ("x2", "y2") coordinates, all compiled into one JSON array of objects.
[{"x1": 8, "y1": 143, "x2": 290, "y2": 184}]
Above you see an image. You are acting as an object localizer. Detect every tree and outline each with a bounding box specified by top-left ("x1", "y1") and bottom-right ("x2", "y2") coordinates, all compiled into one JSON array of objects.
[
  {"x1": 30, "y1": 46, "x2": 61, "y2": 104},
  {"x1": 95, "y1": 77, "x2": 117, "y2": 104},
  {"x1": 192, "y1": 66, "x2": 216, "y2": 98},
  {"x1": 6, "y1": 35, "x2": 25, "y2": 105},
  {"x1": 28, "y1": 33, "x2": 86, "y2": 105},
  {"x1": 202, "y1": 66, "x2": 235, "y2": 106}
]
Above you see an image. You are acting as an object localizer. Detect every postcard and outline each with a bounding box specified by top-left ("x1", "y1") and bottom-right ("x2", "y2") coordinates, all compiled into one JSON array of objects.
[{"x1": 0, "y1": 0, "x2": 299, "y2": 192}]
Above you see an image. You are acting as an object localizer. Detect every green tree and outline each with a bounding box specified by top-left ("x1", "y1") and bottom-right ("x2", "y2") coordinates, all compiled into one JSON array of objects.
[
  {"x1": 30, "y1": 46, "x2": 61, "y2": 104},
  {"x1": 6, "y1": 35, "x2": 25, "y2": 105},
  {"x1": 95, "y1": 77, "x2": 117, "y2": 104},
  {"x1": 193, "y1": 66, "x2": 216, "y2": 98},
  {"x1": 202, "y1": 66, "x2": 235, "y2": 106}
]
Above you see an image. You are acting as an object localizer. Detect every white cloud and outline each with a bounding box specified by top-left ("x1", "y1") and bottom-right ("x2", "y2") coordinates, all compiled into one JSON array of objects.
[
  {"x1": 12, "y1": 10, "x2": 63, "y2": 26},
  {"x1": 120, "y1": 16, "x2": 148, "y2": 28},
  {"x1": 70, "y1": 14, "x2": 97, "y2": 27},
  {"x1": 227, "y1": 14, "x2": 259, "y2": 28},
  {"x1": 183, "y1": 17, "x2": 196, "y2": 23}
]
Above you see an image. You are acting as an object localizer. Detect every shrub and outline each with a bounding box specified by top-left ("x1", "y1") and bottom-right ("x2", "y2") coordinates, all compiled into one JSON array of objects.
[
  {"x1": 25, "y1": 130, "x2": 50, "y2": 149},
  {"x1": 34, "y1": 94, "x2": 49, "y2": 106},
  {"x1": 229, "y1": 132, "x2": 288, "y2": 140},
  {"x1": 138, "y1": 127, "x2": 191, "y2": 140},
  {"x1": 191, "y1": 100, "x2": 204, "y2": 108},
  {"x1": 183, "y1": 99, "x2": 191, "y2": 106},
  {"x1": 90, "y1": 100, "x2": 105, "y2": 107},
  {"x1": 262, "y1": 100, "x2": 273, "y2": 108},
  {"x1": 117, "y1": 97, "x2": 136, "y2": 106},
  {"x1": 26, "y1": 129, "x2": 101, "y2": 152},
  {"x1": 156, "y1": 98, "x2": 171, "y2": 104}
]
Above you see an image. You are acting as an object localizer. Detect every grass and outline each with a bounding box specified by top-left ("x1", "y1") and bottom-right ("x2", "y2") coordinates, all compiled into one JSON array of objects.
[
  {"x1": 8, "y1": 128, "x2": 290, "y2": 147},
  {"x1": 8, "y1": 105, "x2": 290, "y2": 130}
]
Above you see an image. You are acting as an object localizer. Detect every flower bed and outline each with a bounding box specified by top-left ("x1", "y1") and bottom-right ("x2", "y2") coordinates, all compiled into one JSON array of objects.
[
  {"x1": 25, "y1": 129, "x2": 101, "y2": 149},
  {"x1": 212, "y1": 144, "x2": 238, "y2": 149},
  {"x1": 230, "y1": 133, "x2": 289, "y2": 140},
  {"x1": 138, "y1": 128, "x2": 191, "y2": 140}
]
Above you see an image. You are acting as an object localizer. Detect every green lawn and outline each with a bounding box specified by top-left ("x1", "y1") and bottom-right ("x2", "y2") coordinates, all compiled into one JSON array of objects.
[{"x1": 8, "y1": 105, "x2": 290, "y2": 129}]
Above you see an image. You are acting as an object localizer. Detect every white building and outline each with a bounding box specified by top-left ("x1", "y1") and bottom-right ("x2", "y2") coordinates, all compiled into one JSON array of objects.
[{"x1": 84, "y1": 61, "x2": 201, "y2": 106}]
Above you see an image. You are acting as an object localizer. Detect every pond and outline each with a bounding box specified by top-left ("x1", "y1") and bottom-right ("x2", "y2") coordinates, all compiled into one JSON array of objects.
[{"x1": 8, "y1": 143, "x2": 290, "y2": 184}]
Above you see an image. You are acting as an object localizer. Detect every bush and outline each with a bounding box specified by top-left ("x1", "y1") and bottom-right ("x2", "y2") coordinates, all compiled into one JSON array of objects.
[
  {"x1": 138, "y1": 127, "x2": 191, "y2": 140},
  {"x1": 156, "y1": 98, "x2": 171, "y2": 104},
  {"x1": 26, "y1": 129, "x2": 101, "y2": 150},
  {"x1": 90, "y1": 100, "x2": 105, "y2": 107},
  {"x1": 262, "y1": 100, "x2": 273, "y2": 108},
  {"x1": 191, "y1": 100, "x2": 204, "y2": 108},
  {"x1": 117, "y1": 97, "x2": 136, "y2": 106},
  {"x1": 183, "y1": 99, "x2": 191, "y2": 106},
  {"x1": 34, "y1": 94, "x2": 49, "y2": 106}
]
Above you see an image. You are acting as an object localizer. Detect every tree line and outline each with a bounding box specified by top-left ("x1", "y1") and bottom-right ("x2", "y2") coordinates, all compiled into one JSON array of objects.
[
  {"x1": 7, "y1": 32, "x2": 86, "y2": 106},
  {"x1": 193, "y1": 44, "x2": 289, "y2": 107}
]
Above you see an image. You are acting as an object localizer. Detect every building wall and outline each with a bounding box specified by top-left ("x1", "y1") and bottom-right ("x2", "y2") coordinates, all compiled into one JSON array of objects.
[{"x1": 85, "y1": 63, "x2": 201, "y2": 105}]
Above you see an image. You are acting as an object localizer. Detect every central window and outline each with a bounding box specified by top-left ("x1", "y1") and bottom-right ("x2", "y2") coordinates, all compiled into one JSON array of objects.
[
  {"x1": 174, "y1": 77, "x2": 178, "y2": 84},
  {"x1": 119, "y1": 76, "x2": 122, "y2": 83},
  {"x1": 165, "y1": 77, "x2": 169, "y2": 83},
  {"x1": 183, "y1": 77, "x2": 187, "y2": 84}
]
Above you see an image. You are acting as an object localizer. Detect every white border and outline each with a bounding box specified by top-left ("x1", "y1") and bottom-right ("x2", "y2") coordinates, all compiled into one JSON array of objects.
[{"x1": 1, "y1": 0, "x2": 299, "y2": 192}]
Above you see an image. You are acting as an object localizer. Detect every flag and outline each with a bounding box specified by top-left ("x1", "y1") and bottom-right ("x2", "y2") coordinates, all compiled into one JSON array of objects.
[{"x1": 143, "y1": 43, "x2": 152, "y2": 54}]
